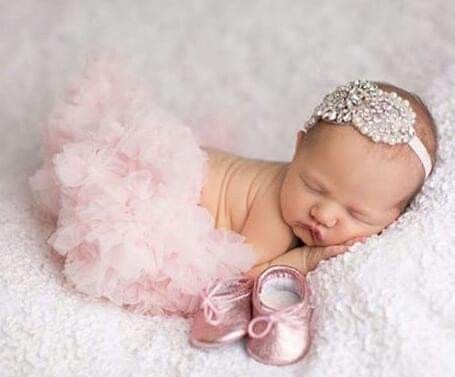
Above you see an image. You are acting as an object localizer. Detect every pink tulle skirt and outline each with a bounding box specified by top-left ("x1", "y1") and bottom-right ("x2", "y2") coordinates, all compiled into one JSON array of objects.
[{"x1": 28, "y1": 52, "x2": 257, "y2": 318}]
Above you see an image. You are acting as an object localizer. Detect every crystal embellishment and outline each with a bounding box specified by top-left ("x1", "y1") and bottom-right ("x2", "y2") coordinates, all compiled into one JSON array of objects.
[{"x1": 302, "y1": 80, "x2": 417, "y2": 146}]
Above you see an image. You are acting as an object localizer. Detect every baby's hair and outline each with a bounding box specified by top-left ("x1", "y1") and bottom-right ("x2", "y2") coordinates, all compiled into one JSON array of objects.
[{"x1": 300, "y1": 81, "x2": 439, "y2": 212}]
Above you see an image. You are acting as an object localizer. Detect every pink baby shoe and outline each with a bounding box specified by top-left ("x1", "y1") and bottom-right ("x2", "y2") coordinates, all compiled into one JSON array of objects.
[
  {"x1": 189, "y1": 275, "x2": 254, "y2": 348},
  {"x1": 246, "y1": 265, "x2": 313, "y2": 366}
]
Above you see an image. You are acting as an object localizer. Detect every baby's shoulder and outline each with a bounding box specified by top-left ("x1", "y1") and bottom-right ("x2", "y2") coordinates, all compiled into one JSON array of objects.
[
  {"x1": 198, "y1": 146, "x2": 298, "y2": 263},
  {"x1": 198, "y1": 146, "x2": 264, "y2": 232}
]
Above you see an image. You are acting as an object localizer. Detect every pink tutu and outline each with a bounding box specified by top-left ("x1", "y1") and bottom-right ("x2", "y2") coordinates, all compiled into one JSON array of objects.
[{"x1": 28, "y1": 52, "x2": 257, "y2": 318}]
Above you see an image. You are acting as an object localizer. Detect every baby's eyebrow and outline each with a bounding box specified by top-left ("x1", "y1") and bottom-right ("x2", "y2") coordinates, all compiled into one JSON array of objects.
[{"x1": 300, "y1": 171, "x2": 372, "y2": 216}]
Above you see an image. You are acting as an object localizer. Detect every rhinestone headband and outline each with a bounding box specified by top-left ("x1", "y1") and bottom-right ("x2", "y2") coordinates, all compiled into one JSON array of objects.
[{"x1": 302, "y1": 80, "x2": 432, "y2": 179}]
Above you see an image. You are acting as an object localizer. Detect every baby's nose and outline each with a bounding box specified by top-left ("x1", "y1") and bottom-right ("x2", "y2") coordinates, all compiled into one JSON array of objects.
[{"x1": 310, "y1": 205, "x2": 338, "y2": 228}]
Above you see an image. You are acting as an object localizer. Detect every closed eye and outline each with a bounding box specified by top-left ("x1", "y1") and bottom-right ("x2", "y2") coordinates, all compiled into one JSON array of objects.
[
  {"x1": 349, "y1": 210, "x2": 372, "y2": 224},
  {"x1": 305, "y1": 181, "x2": 321, "y2": 193},
  {"x1": 300, "y1": 175, "x2": 322, "y2": 193},
  {"x1": 349, "y1": 210, "x2": 364, "y2": 220},
  {"x1": 300, "y1": 177, "x2": 372, "y2": 225}
]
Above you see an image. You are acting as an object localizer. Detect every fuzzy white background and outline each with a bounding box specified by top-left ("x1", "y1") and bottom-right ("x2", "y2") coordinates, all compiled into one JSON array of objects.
[{"x1": 1, "y1": 1, "x2": 455, "y2": 376}]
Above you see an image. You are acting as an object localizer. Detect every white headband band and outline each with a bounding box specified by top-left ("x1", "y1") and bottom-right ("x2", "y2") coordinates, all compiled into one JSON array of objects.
[{"x1": 302, "y1": 80, "x2": 432, "y2": 179}]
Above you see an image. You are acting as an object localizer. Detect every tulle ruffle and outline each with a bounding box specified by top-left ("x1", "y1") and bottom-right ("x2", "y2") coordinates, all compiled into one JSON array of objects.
[{"x1": 28, "y1": 52, "x2": 257, "y2": 318}]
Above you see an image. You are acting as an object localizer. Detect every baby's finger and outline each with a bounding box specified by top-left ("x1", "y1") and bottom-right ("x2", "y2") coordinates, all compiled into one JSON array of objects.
[
  {"x1": 323, "y1": 245, "x2": 349, "y2": 258},
  {"x1": 344, "y1": 236, "x2": 368, "y2": 246},
  {"x1": 306, "y1": 245, "x2": 350, "y2": 272}
]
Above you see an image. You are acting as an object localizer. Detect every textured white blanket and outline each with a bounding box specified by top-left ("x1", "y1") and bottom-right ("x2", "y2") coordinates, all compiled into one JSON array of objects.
[{"x1": 1, "y1": 2, "x2": 455, "y2": 376}]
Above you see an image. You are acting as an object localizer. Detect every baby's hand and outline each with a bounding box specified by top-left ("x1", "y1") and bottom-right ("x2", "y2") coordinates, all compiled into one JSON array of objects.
[
  {"x1": 303, "y1": 236, "x2": 367, "y2": 273},
  {"x1": 244, "y1": 236, "x2": 367, "y2": 278}
]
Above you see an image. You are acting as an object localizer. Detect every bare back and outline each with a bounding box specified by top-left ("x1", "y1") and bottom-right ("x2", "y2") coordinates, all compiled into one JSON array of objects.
[{"x1": 198, "y1": 146, "x2": 301, "y2": 265}]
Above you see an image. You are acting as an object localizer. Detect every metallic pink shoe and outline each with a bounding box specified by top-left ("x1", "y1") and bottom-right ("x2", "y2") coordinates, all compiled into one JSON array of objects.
[
  {"x1": 246, "y1": 265, "x2": 313, "y2": 366},
  {"x1": 189, "y1": 275, "x2": 254, "y2": 348}
]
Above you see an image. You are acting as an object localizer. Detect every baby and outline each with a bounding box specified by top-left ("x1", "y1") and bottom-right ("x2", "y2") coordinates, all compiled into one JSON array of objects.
[
  {"x1": 198, "y1": 80, "x2": 438, "y2": 279},
  {"x1": 29, "y1": 54, "x2": 306, "y2": 318},
  {"x1": 27, "y1": 61, "x2": 440, "y2": 318}
]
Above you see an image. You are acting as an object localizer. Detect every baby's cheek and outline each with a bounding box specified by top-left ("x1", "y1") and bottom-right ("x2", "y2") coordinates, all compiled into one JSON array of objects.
[
  {"x1": 289, "y1": 201, "x2": 307, "y2": 225},
  {"x1": 289, "y1": 189, "x2": 309, "y2": 217}
]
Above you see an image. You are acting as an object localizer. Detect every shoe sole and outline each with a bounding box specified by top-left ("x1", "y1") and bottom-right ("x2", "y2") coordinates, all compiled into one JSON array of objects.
[
  {"x1": 189, "y1": 328, "x2": 247, "y2": 349},
  {"x1": 246, "y1": 342, "x2": 310, "y2": 366}
]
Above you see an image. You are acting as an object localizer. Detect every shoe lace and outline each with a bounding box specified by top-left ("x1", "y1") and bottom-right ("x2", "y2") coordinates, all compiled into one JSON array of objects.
[
  {"x1": 199, "y1": 279, "x2": 226, "y2": 326},
  {"x1": 247, "y1": 304, "x2": 306, "y2": 339},
  {"x1": 199, "y1": 277, "x2": 252, "y2": 326}
]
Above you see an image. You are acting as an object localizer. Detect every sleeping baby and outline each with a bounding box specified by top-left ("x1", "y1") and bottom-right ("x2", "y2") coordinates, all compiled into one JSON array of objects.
[
  {"x1": 28, "y1": 55, "x2": 439, "y2": 319},
  {"x1": 198, "y1": 80, "x2": 438, "y2": 279}
]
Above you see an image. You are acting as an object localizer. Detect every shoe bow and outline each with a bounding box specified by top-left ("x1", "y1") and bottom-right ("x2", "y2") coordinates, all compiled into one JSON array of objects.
[
  {"x1": 199, "y1": 279, "x2": 224, "y2": 326},
  {"x1": 247, "y1": 305, "x2": 305, "y2": 339}
]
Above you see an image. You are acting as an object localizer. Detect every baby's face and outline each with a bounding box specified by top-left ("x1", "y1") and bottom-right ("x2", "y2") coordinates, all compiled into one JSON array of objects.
[{"x1": 279, "y1": 122, "x2": 423, "y2": 246}]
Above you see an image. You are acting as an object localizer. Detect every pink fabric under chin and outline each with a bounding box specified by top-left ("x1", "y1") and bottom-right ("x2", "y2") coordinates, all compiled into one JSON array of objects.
[{"x1": 28, "y1": 52, "x2": 257, "y2": 318}]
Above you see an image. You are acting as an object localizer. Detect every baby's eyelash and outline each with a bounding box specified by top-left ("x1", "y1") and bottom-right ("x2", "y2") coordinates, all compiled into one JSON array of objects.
[
  {"x1": 350, "y1": 210, "x2": 362, "y2": 220},
  {"x1": 350, "y1": 211, "x2": 371, "y2": 224},
  {"x1": 301, "y1": 175, "x2": 372, "y2": 224},
  {"x1": 305, "y1": 182, "x2": 319, "y2": 192},
  {"x1": 348, "y1": 208, "x2": 362, "y2": 218},
  {"x1": 301, "y1": 177, "x2": 321, "y2": 192}
]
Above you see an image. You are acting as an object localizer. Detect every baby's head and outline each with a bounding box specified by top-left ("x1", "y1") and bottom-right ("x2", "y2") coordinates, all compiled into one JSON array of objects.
[{"x1": 280, "y1": 81, "x2": 438, "y2": 246}]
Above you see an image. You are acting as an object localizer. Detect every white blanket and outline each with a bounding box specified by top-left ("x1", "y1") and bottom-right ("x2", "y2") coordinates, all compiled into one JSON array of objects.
[{"x1": 1, "y1": 2, "x2": 455, "y2": 376}]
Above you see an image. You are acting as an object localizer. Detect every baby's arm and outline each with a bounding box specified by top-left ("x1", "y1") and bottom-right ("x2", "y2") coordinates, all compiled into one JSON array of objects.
[
  {"x1": 244, "y1": 246, "x2": 308, "y2": 278},
  {"x1": 244, "y1": 237, "x2": 367, "y2": 279}
]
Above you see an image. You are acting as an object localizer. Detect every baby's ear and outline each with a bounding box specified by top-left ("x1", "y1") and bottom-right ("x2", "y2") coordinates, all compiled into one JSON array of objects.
[{"x1": 294, "y1": 130, "x2": 305, "y2": 154}]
